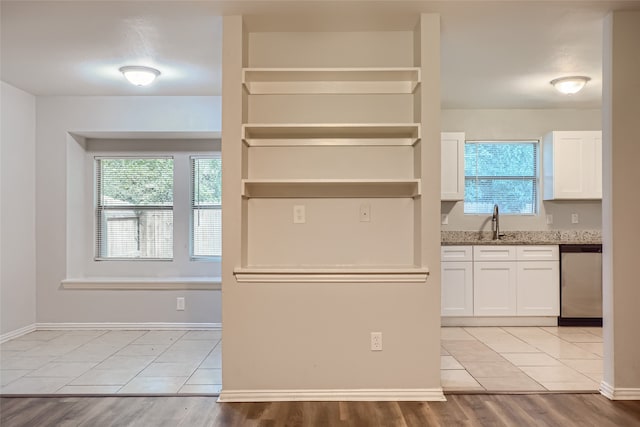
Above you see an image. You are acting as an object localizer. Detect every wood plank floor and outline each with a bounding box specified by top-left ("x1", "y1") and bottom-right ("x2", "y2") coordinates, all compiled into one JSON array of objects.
[{"x1": 2, "y1": 394, "x2": 640, "y2": 426}]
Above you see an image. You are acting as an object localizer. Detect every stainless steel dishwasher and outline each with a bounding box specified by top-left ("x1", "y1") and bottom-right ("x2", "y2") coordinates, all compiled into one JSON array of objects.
[{"x1": 558, "y1": 244, "x2": 603, "y2": 326}]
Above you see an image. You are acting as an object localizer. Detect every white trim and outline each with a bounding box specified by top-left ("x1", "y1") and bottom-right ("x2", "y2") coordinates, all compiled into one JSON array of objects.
[
  {"x1": 0, "y1": 323, "x2": 37, "y2": 343},
  {"x1": 61, "y1": 277, "x2": 221, "y2": 290},
  {"x1": 234, "y1": 273, "x2": 428, "y2": 283},
  {"x1": 218, "y1": 388, "x2": 446, "y2": 402},
  {"x1": 36, "y1": 323, "x2": 222, "y2": 331},
  {"x1": 441, "y1": 316, "x2": 557, "y2": 327},
  {"x1": 600, "y1": 381, "x2": 640, "y2": 400},
  {"x1": 234, "y1": 267, "x2": 429, "y2": 283},
  {"x1": 69, "y1": 131, "x2": 221, "y2": 140}
]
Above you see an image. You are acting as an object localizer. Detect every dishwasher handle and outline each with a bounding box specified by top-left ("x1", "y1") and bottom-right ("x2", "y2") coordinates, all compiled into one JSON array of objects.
[{"x1": 560, "y1": 244, "x2": 602, "y2": 254}]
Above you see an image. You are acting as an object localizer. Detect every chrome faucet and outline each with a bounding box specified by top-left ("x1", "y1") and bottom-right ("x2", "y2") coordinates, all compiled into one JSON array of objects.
[{"x1": 492, "y1": 204, "x2": 501, "y2": 240}]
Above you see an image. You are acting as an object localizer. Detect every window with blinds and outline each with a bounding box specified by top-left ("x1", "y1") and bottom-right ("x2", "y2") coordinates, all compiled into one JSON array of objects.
[
  {"x1": 464, "y1": 141, "x2": 538, "y2": 214},
  {"x1": 95, "y1": 157, "x2": 174, "y2": 259},
  {"x1": 191, "y1": 156, "x2": 222, "y2": 259}
]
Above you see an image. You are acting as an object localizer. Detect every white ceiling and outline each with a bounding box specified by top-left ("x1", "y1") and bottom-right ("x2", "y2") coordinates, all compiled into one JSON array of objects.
[{"x1": 2, "y1": 1, "x2": 638, "y2": 109}]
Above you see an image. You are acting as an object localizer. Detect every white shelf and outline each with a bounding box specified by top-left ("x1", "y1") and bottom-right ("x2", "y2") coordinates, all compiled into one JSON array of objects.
[
  {"x1": 242, "y1": 123, "x2": 421, "y2": 147},
  {"x1": 233, "y1": 266, "x2": 429, "y2": 283},
  {"x1": 243, "y1": 67, "x2": 421, "y2": 94},
  {"x1": 241, "y1": 179, "x2": 421, "y2": 198}
]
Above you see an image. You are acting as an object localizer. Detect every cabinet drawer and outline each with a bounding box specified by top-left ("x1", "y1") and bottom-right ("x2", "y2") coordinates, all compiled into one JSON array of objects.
[
  {"x1": 441, "y1": 246, "x2": 473, "y2": 262},
  {"x1": 517, "y1": 245, "x2": 559, "y2": 261},
  {"x1": 473, "y1": 246, "x2": 516, "y2": 261}
]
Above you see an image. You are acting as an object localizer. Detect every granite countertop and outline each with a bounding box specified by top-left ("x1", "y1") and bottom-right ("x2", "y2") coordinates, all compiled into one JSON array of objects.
[{"x1": 441, "y1": 230, "x2": 602, "y2": 246}]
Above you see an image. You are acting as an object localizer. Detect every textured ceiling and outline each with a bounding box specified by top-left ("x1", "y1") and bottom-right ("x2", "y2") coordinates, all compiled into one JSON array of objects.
[{"x1": 2, "y1": 1, "x2": 637, "y2": 108}]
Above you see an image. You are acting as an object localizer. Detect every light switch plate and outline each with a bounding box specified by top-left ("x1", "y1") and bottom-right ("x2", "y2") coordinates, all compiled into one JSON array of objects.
[
  {"x1": 441, "y1": 214, "x2": 449, "y2": 225},
  {"x1": 571, "y1": 213, "x2": 579, "y2": 224},
  {"x1": 546, "y1": 214, "x2": 553, "y2": 225},
  {"x1": 293, "y1": 205, "x2": 306, "y2": 224}
]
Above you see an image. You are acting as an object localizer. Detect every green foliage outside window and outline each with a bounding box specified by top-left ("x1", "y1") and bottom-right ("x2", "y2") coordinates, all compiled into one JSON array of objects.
[
  {"x1": 464, "y1": 141, "x2": 538, "y2": 215},
  {"x1": 99, "y1": 158, "x2": 173, "y2": 206}
]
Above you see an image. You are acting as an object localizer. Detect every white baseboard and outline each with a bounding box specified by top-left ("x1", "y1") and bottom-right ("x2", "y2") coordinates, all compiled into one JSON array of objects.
[
  {"x1": 600, "y1": 381, "x2": 640, "y2": 400},
  {"x1": 0, "y1": 323, "x2": 37, "y2": 343},
  {"x1": 35, "y1": 322, "x2": 222, "y2": 331},
  {"x1": 218, "y1": 388, "x2": 446, "y2": 402},
  {"x1": 441, "y1": 316, "x2": 557, "y2": 327}
]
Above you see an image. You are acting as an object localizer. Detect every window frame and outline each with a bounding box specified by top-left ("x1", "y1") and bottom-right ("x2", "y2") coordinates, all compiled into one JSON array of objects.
[
  {"x1": 463, "y1": 139, "x2": 540, "y2": 216},
  {"x1": 190, "y1": 154, "x2": 222, "y2": 261},
  {"x1": 94, "y1": 155, "x2": 175, "y2": 261}
]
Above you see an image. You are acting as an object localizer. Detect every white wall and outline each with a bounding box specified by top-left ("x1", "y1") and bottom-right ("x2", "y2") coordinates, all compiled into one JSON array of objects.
[
  {"x1": 442, "y1": 108, "x2": 602, "y2": 232},
  {"x1": 1, "y1": 82, "x2": 37, "y2": 335},
  {"x1": 602, "y1": 10, "x2": 640, "y2": 398},
  {"x1": 36, "y1": 96, "x2": 223, "y2": 324}
]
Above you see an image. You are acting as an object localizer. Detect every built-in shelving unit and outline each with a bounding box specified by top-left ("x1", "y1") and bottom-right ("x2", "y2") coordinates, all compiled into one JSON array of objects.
[
  {"x1": 243, "y1": 67, "x2": 421, "y2": 94},
  {"x1": 234, "y1": 29, "x2": 428, "y2": 281},
  {"x1": 242, "y1": 179, "x2": 421, "y2": 198},
  {"x1": 221, "y1": 15, "x2": 443, "y2": 400},
  {"x1": 242, "y1": 123, "x2": 421, "y2": 147}
]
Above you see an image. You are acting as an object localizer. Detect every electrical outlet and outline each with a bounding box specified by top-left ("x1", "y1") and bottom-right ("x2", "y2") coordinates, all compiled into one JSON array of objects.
[
  {"x1": 546, "y1": 214, "x2": 553, "y2": 225},
  {"x1": 293, "y1": 205, "x2": 306, "y2": 224},
  {"x1": 441, "y1": 214, "x2": 449, "y2": 225},
  {"x1": 359, "y1": 204, "x2": 371, "y2": 222},
  {"x1": 370, "y1": 332, "x2": 382, "y2": 351},
  {"x1": 571, "y1": 213, "x2": 579, "y2": 224},
  {"x1": 176, "y1": 297, "x2": 185, "y2": 311}
]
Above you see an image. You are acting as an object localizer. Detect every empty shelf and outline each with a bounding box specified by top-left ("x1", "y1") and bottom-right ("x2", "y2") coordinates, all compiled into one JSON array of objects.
[
  {"x1": 242, "y1": 123, "x2": 421, "y2": 147},
  {"x1": 241, "y1": 179, "x2": 421, "y2": 198},
  {"x1": 243, "y1": 67, "x2": 421, "y2": 94}
]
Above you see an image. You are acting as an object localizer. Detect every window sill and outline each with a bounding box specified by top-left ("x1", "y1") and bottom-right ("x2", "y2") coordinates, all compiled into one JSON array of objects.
[{"x1": 61, "y1": 277, "x2": 221, "y2": 290}]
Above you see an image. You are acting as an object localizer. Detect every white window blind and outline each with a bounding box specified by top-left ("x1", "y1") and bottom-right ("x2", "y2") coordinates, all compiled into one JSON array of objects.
[
  {"x1": 95, "y1": 157, "x2": 174, "y2": 260},
  {"x1": 191, "y1": 156, "x2": 222, "y2": 258},
  {"x1": 464, "y1": 141, "x2": 538, "y2": 215}
]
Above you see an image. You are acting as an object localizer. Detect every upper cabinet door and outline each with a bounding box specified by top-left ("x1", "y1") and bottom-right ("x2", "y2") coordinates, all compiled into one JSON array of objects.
[
  {"x1": 543, "y1": 131, "x2": 602, "y2": 200},
  {"x1": 441, "y1": 132, "x2": 465, "y2": 201}
]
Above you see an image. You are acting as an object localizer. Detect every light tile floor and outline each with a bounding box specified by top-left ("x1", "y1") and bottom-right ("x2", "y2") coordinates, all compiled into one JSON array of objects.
[
  {"x1": 441, "y1": 326, "x2": 603, "y2": 392},
  {"x1": 0, "y1": 330, "x2": 222, "y2": 395},
  {"x1": 0, "y1": 326, "x2": 602, "y2": 394}
]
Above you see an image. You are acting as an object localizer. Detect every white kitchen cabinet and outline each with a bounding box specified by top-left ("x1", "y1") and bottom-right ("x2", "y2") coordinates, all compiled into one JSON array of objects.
[
  {"x1": 474, "y1": 245, "x2": 517, "y2": 262},
  {"x1": 473, "y1": 261, "x2": 518, "y2": 316},
  {"x1": 442, "y1": 245, "x2": 559, "y2": 319},
  {"x1": 441, "y1": 246, "x2": 473, "y2": 316},
  {"x1": 515, "y1": 245, "x2": 559, "y2": 316},
  {"x1": 441, "y1": 132, "x2": 465, "y2": 201},
  {"x1": 517, "y1": 261, "x2": 559, "y2": 316},
  {"x1": 543, "y1": 131, "x2": 602, "y2": 200},
  {"x1": 472, "y1": 245, "x2": 517, "y2": 316},
  {"x1": 516, "y1": 245, "x2": 559, "y2": 261}
]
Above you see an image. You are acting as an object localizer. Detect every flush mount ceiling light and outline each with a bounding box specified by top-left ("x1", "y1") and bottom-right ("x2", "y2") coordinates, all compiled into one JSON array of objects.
[
  {"x1": 550, "y1": 76, "x2": 591, "y2": 95},
  {"x1": 119, "y1": 66, "x2": 161, "y2": 86}
]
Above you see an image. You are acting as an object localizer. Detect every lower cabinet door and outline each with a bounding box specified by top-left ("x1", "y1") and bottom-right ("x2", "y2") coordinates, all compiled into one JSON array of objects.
[
  {"x1": 517, "y1": 261, "x2": 560, "y2": 316},
  {"x1": 474, "y1": 261, "x2": 517, "y2": 316},
  {"x1": 441, "y1": 261, "x2": 473, "y2": 316}
]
